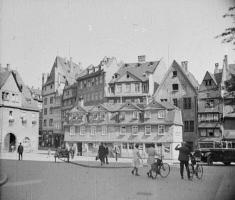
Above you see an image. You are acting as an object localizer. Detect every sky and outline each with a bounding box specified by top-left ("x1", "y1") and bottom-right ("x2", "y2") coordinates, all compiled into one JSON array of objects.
[{"x1": 0, "y1": 0, "x2": 235, "y2": 89}]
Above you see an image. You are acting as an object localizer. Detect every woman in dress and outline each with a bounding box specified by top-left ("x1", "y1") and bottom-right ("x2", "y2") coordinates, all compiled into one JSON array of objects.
[{"x1": 131, "y1": 144, "x2": 142, "y2": 176}]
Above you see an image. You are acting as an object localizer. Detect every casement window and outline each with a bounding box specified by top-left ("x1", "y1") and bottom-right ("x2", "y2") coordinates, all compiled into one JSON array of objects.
[
  {"x1": 132, "y1": 111, "x2": 138, "y2": 119},
  {"x1": 132, "y1": 126, "x2": 138, "y2": 135},
  {"x1": 173, "y1": 98, "x2": 178, "y2": 107},
  {"x1": 50, "y1": 97, "x2": 53, "y2": 104},
  {"x1": 90, "y1": 126, "x2": 96, "y2": 136},
  {"x1": 122, "y1": 143, "x2": 128, "y2": 149},
  {"x1": 160, "y1": 99, "x2": 167, "y2": 102},
  {"x1": 80, "y1": 126, "x2": 86, "y2": 135},
  {"x1": 117, "y1": 84, "x2": 122, "y2": 93},
  {"x1": 44, "y1": 98, "x2": 47, "y2": 105},
  {"x1": 173, "y1": 71, "x2": 177, "y2": 77},
  {"x1": 184, "y1": 121, "x2": 194, "y2": 132},
  {"x1": 142, "y1": 83, "x2": 148, "y2": 93},
  {"x1": 49, "y1": 107, "x2": 53, "y2": 114},
  {"x1": 120, "y1": 126, "x2": 126, "y2": 135},
  {"x1": 49, "y1": 119, "x2": 53, "y2": 127},
  {"x1": 144, "y1": 111, "x2": 151, "y2": 118},
  {"x1": 172, "y1": 84, "x2": 178, "y2": 91},
  {"x1": 2, "y1": 91, "x2": 10, "y2": 101},
  {"x1": 43, "y1": 119, "x2": 47, "y2": 127},
  {"x1": 158, "y1": 125, "x2": 165, "y2": 135},
  {"x1": 100, "y1": 112, "x2": 105, "y2": 120},
  {"x1": 119, "y1": 112, "x2": 125, "y2": 120},
  {"x1": 145, "y1": 125, "x2": 151, "y2": 135},
  {"x1": 135, "y1": 83, "x2": 140, "y2": 92},
  {"x1": 200, "y1": 129, "x2": 207, "y2": 137},
  {"x1": 101, "y1": 126, "x2": 107, "y2": 136},
  {"x1": 126, "y1": 83, "x2": 131, "y2": 93},
  {"x1": 183, "y1": 97, "x2": 191, "y2": 109},
  {"x1": 158, "y1": 110, "x2": 165, "y2": 118},
  {"x1": 93, "y1": 113, "x2": 98, "y2": 120},
  {"x1": 69, "y1": 126, "x2": 76, "y2": 136}
]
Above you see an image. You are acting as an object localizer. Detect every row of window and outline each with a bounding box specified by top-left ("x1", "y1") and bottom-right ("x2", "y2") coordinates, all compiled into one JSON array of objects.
[
  {"x1": 112, "y1": 83, "x2": 148, "y2": 94},
  {"x1": 43, "y1": 119, "x2": 53, "y2": 127},
  {"x1": 161, "y1": 97, "x2": 192, "y2": 109},
  {"x1": 198, "y1": 113, "x2": 219, "y2": 122},
  {"x1": 2, "y1": 91, "x2": 20, "y2": 102},
  {"x1": 43, "y1": 83, "x2": 54, "y2": 91},
  {"x1": 44, "y1": 108, "x2": 53, "y2": 115},
  {"x1": 44, "y1": 97, "x2": 54, "y2": 105},
  {"x1": 82, "y1": 91, "x2": 103, "y2": 102},
  {"x1": 199, "y1": 128, "x2": 221, "y2": 137},
  {"x1": 8, "y1": 111, "x2": 37, "y2": 125},
  {"x1": 69, "y1": 125, "x2": 166, "y2": 136},
  {"x1": 78, "y1": 75, "x2": 103, "y2": 89},
  {"x1": 184, "y1": 120, "x2": 194, "y2": 132}
]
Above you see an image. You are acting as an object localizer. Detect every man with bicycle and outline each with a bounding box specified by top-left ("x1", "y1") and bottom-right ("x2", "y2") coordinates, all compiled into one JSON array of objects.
[
  {"x1": 146, "y1": 143, "x2": 161, "y2": 178},
  {"x1": 175, "y1": 142, "x2": 192, "y2": 180}
]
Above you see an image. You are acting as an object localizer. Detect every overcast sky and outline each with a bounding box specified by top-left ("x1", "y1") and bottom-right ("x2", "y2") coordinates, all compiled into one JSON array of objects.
[{"x1": 1, "y1": 0, "x2": 235, "y2": 88}]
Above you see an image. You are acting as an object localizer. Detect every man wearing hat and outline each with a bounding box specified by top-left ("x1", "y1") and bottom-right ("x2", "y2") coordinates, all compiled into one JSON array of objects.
[{"x1": 175, "y1": 142, "x2": 192, "y2": 180}]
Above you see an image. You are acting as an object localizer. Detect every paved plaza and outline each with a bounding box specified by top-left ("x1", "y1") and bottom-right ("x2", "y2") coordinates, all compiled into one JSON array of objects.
[{"x1": 1, "y1": 152, "x2": 235, "y2": 200}]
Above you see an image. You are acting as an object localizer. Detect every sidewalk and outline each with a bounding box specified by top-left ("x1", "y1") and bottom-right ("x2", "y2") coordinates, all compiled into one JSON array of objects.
[{"x1": 0, "y1": 150, "x2": 179, "y2": 166}]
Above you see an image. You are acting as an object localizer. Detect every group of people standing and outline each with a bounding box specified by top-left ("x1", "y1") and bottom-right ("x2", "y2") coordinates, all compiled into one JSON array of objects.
[{"x1": 97, "y1": 143, "x2": 120, "y2": 165}]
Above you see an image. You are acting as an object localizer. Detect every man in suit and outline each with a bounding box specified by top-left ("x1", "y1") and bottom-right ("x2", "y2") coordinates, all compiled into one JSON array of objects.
[
  {"x1": 175, "y1": 142, "x2": 192, "y2": 180},
  {"x1": 17, "y1": 143, "x2": 24, "y2": 160}
]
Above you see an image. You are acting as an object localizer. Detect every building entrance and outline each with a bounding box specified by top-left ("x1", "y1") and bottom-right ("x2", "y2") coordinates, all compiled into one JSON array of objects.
[{"x1": 4, "y1": 133, "x2": 16, "y2": 152}]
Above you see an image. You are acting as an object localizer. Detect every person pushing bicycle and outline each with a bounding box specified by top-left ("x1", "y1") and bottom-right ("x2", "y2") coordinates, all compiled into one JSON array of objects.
[{"x1": 146, "y1": 143, "x2": 161, "y2": 178}]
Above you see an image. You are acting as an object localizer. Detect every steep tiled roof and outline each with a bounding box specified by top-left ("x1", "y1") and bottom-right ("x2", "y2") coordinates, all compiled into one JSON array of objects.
[
  {"x1": 172, "y1": 60, "x2": 199, "y2": 89},
  {"x1": 110, "y1": 61, "x2": 160, "y2": 83},
  {"x1": 0, "y1": 69, "x2": 10, "y2": 89},
  {"x1": 214, "y1": 72, "x2": 222, "y2": 85},
  {"x1": 228, "y1": 64, "x2": 235, "y2": 75}
]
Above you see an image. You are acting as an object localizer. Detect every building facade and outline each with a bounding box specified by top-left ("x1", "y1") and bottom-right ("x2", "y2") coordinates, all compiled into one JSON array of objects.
[
  {"x1": 76, "y1": 57, "x2": 121, "y2": 106},
  {"x1": 106, "y1": 56, "x2": 167, "y2": 104},
  {"x1": 0, "y1": 66, "x2": 39, "y2": 152},
  {"x1": 197, "y1": 55, "x2": 235, "y2": 149},
  {"x1": 154, "y1": 60, "x2": 199, "y2": 148},
  {"x1": 41, "y1": 56, "x2": 82, "y2": 148},
  {"x1": 64, "y1": 100, "x2": 183, "y2": 160}
]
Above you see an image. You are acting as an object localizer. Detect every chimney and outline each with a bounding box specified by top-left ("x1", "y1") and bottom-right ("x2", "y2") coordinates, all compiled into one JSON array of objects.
[
  {"x1": 138, "y1": 55, "x2": 146, "y2": 63},
  {"x1": 181, "y1": 61, "x2": 188, "y2": 72},
  {"x1": 6, "y1": 64, "x2": 10, "y2": 71},
  {"x1": 42, "y1": 73, "x2": 45, "y2": 86},
  {"x1": 214, "y1": 63, "x2": 219, "y2": 74}
]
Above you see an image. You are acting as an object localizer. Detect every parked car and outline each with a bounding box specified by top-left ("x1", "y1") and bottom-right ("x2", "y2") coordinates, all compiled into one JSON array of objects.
[
  {"x1": 54, "y1": 148, "x2": 70, "y2": 162},
  {"x1": 199, "y1": 141, "x2": 235, "y2": 166}
]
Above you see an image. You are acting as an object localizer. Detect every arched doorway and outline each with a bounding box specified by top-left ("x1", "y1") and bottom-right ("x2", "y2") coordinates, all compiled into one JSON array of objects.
[{"x1": 4, "y1": 133, "x2": 16, "y2": 152}]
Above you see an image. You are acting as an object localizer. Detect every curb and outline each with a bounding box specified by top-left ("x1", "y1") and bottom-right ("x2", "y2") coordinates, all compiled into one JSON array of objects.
[{"x1": 0, "y1": 173, "x2": 8, "y2": 186}]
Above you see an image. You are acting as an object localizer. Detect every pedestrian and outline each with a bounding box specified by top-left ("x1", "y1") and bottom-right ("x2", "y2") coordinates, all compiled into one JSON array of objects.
[
  {"x1": 131, "y1": 144, "x2": 143, "y2": 176},
  {"x1": 113, "y1": 145, "x2": 120, "y2": 162},
  {"x1": 146, "y1": 143, "x2": 161, "y2": 178},
  {"x1": 17, "y1": 143, "x2": 24, "y2": 160},
  {"x1": 47, "y1": 146, "x2": 51, "y2": 158},
  {"x1": 98, "y1": 143, "x2": 105, "y2": 166},
  {"x1": 104, "y1": 144, "x2": 109, "y2": 164},
  {"x1": 175, "y1": 142, "x2": 192, "y2": 180}
]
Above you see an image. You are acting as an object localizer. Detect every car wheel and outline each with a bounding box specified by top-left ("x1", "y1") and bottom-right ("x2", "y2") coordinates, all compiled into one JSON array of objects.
[
  {"x1": 207, "y1": 155, "x2": 213, "y2": 166},
  {"x1": 223, "y1": 162, "x2": 231, "y2": 166}
]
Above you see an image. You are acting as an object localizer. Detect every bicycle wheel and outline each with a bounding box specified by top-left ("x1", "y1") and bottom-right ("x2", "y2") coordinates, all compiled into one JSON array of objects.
[
  {"x1": 159, "y1": 163, "x2": 170, "y2": 178},
  {"x1": 188, "y1": 165, "x2": 194, "y2": 178},
  {"x1": 195, "y1": 164, "x2": 203, "y2": 180}
]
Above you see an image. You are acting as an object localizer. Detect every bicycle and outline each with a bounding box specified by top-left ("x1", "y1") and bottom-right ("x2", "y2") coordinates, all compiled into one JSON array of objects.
[
  {"x1": 188, "y1": 156, "x2": 203, "y2": 180},
  {"x1": 147, "y1": 157, "x2": 170, "y2": 179}
]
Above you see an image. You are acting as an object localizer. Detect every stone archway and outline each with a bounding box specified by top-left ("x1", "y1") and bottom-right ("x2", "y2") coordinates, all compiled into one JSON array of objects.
[{"x1": 4, "y1": 133, "x2": 17, "y2": 152}]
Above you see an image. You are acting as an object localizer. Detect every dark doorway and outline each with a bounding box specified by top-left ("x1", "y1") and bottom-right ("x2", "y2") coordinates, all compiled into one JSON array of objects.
[{"x1": 77, "y1": 142, "x2": 82, "y2": 156}]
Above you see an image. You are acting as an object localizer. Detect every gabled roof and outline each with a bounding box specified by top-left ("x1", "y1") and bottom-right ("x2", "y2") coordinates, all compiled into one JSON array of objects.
[
  {"x1": 110, "y1": 60, "x2": 161, "y2": 83},
  {"x1": 45, "y1": 56, "x2": 82, "y2": 86},
  {"x1": 154, "y1": 60, "x2": 199, "y2": 96},
  {"x1": 119, "y1": 101, "x2": 143, "y2": 111}
]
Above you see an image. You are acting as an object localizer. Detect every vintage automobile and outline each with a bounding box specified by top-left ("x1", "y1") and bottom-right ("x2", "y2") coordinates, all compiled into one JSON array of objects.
[
  {"x1": 54, "y1": 148, "x2": 70, "y2": 162},
  {"x1": 198, "y1": 140, "x2": 235, "y2": 166}
]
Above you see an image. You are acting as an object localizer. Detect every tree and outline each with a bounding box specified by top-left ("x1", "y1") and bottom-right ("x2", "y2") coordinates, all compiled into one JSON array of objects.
[{"x1": 215, "y1": 7, "x2": 235, "y2": 48}]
